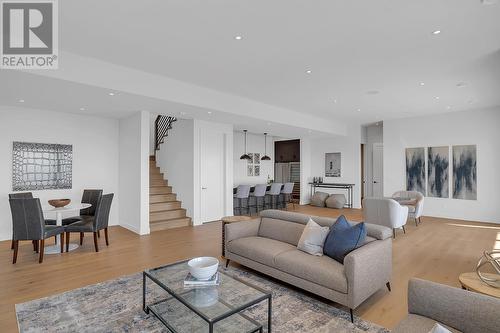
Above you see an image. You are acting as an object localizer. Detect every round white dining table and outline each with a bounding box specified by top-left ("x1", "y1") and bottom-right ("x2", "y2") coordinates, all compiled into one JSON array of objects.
[{"x1": 42, "y1": 203, "x2": 91, "y2": 254}]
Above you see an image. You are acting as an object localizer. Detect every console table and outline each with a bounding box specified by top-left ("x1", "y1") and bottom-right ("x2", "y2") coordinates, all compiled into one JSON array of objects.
[{"x1": 309, "y1": 182, "x2": 355, "y2": 208}]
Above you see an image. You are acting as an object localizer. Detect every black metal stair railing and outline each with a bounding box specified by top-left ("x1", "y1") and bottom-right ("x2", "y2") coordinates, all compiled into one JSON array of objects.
[{"x1": 155, "y1": 115, "x2": 177, "y2": 151}]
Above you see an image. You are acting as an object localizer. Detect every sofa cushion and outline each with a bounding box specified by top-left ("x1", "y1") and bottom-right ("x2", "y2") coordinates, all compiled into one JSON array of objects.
[
  {"x1": 226, "y1": 236, "x2": 295, "y2": 267},
  {"x1": 258, "y1": 217, "x2": 305, "y2": 246},
  {"x1": 392, "y1": 314, "x2": 462, "y2": 333},
  {"x1": 323, "y1": 215, "x2": 367, "y2": 263},
  {"x1": 297, "y1": 219, "x2": 330, "y2": 256},
  {"x1": 274, "y1": 249, "x2": 348, "y2": 293}
]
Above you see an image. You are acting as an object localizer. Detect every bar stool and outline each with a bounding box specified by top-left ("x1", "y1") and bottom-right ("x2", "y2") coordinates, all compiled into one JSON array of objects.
[
  {"x1": 281, "y1": 182, "x2": 295, "y2": 210},
  {"x1": 234, "y1": 185, "x2": 251, "y2": 215},
  {"x1": 266, "y1": 183, "x2": 283, "y2": 209},
  {"x1": 249, "y1": 184, "x2": 267, "y2": 214}
]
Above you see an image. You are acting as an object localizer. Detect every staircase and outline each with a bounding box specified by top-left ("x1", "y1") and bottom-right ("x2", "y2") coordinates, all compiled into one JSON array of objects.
[{"x1": 149, "y1": 155, "x2": 191, "y2": 231}]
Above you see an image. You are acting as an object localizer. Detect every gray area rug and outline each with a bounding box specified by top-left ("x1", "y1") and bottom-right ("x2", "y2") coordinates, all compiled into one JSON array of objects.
[{"x1": 16, "y1": 265, "x2": 389, "y2": 333}]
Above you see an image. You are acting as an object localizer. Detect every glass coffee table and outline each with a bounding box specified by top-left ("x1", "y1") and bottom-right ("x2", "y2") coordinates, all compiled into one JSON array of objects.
[{"x1": 143, "y1": 259, "x2": 272, "y2": 333}]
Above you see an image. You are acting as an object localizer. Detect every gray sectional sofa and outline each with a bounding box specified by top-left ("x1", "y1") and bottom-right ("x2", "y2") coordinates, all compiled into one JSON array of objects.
[{"x1": 224, "y1": 210, "x2": 393, "y2": 322}]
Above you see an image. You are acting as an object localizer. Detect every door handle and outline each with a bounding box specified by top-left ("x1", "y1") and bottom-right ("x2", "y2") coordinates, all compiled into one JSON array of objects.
[
  {"x1": 373, "y1": 181, "x2": 378, "y2": 184},
  {"x1": 202, "y1": 187, "x2": 207, "y2": 190}
]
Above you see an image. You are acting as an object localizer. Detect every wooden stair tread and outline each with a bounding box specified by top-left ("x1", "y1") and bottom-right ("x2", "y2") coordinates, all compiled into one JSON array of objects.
[{"x1": 149, "y1": 217, "x2": 192, "y2": 231}]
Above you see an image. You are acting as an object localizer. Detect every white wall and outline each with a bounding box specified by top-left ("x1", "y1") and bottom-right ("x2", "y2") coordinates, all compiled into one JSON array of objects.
[
  {"x1": 118, "y1": 111, "x2": 150, "y2": 234},
  {"x1": 0, "y1": 108, "x2": 120, "y2": 241},
  {"x1": 384, "y1": 107, "x2": 500, "y2": 223},
  {"x1": 156, "y1": 119, "x2": 195, "y2": 218},
  {"x1": 149, "y1": 113, "x2": 157, "y2": 156},
  {"x1": 233, "y1": 131, "x2": 274, "y2": 185},
  {"x1": 309, "y1": 126, "x2": 362, "y2": 208},
  {"x1": 193, "y1": 120, "x2": 233, "y2": 225}
]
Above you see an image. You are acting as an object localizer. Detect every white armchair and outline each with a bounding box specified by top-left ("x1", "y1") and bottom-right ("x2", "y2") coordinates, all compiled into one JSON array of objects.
[
  {"x1": 363, "y1": 198, "x2": 409, "y2": 238},
  {"x1": 392, "y1": 191, "x2": 424, "y2": 226}
]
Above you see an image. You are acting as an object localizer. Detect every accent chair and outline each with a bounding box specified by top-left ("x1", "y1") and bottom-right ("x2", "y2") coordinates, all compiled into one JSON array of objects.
[
  {"x1": 363, "y1": 197, "x2": 409, "y2": 238},
  {"x1": 392, "y1": 190, "x2": 424, "y2": 226}
]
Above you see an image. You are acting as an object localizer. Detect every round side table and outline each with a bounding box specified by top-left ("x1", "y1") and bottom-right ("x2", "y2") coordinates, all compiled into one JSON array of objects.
[
  {"x1": 459, "y1": 272, "x2": 500, "y2": 299},
  {"x1": 221, "y1": 215, "x2": 253, "y2": 257}
]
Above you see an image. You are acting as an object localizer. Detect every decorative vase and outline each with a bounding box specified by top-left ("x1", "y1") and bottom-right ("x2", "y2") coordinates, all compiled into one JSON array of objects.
[{"x1": 476, "y1": 250, "x2": 500, "y2": 288}]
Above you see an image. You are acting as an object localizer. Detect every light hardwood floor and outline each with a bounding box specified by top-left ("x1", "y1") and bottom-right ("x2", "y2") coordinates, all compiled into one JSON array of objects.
[{"x1": 1, "y1": 206, "x2": 499, "y2": 331}]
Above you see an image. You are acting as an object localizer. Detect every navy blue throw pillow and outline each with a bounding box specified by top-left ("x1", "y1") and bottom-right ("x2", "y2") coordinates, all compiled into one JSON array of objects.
[{"x1": 323, "y1": 215, "x2": 367, "y2": 263}]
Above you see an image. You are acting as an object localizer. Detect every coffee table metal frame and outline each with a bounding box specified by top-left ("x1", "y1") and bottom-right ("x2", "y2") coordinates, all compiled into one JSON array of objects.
[{"x1": 143, "y1": 259, "x2": 272, "y2": 333}]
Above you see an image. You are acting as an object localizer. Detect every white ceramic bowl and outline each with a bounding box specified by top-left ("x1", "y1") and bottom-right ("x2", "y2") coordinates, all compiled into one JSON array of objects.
[{"x1": 188, "y1": 257, "x2": 219, "y2": 280}]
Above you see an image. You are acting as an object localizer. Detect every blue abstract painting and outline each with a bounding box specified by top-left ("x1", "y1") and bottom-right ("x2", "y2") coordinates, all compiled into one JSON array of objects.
[
  {"x1": 453, "y1": 145, "x2": 477, "y2": 200},
  {"x1": 406, "y1": 147, "x2": 425, "y2": 194},
  {"x1": 427, "y1": 146, "x2": 449, "y2": 198}
]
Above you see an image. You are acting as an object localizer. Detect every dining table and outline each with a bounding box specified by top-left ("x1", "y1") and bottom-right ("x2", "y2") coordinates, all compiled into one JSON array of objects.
[{"x1": 42, "y1": 203, "x2": 91, "y2": 254}]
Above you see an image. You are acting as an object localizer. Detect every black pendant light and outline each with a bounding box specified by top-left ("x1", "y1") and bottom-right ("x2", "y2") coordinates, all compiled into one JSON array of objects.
[
  {"x1": 261, "y1": 133, "x2": 271, "y2": 160},
  {"x1": 240, "y1": 130, "x2": 252, "y2": 160}
]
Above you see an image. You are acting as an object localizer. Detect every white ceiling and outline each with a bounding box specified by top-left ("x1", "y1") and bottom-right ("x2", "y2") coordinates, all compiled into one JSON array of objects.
[
  {"x1": 0, "y1": 71, "x2": 327, "y2": 138},
  {"x1": 1, "y1": 0, "x2": 500, "y2": 132},
  {"x1": 57, "y1": 0, "x2": 500, "y2": 122}
]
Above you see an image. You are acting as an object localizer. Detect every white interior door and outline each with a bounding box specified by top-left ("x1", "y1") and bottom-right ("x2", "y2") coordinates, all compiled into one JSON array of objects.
[
  {"x1": 200, "y1": 129, "x2": 225, "y2": 223},
  {"x1": 372, "y1": 143, "x2": 384, "y2": 197}
]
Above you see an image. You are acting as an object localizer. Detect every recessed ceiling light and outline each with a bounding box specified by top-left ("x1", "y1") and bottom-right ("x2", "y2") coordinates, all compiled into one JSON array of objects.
[
  {"x1": 432, "y1": 30, "x2": 441, "y2": 35},
  {"x1": 305, "y1": 69, "x2": 312, "y2": 74},
  {"x1": 435, "y1": 96, "x2": 440, "y2": 100},
  {"x1": 80, "y1": 107, "x2": 85, "y2": 111},
  {"x1": 446, "y1": 106, "x2": 451, "y2": 109},
  {"x1": 18, "y1": 99, "x2": 25, "y2": 103},
  {"x1": 207, "y1": 111, "x2": 212, "y2": 114},
  {"x1": 108, "y1": 92, "x2": 115, "y2": 96},
  {"x1": 357, "y1": 108, "x2": 361, "y2": 112},
  {"x1": 234, "y1": 35, "x2": 243, "y2": 40},
  {"x1": 420, "y1": 82, "x2": 425, "y2": 86},
  {"x1": 333, "y1": 99, "x2": 337, "y2": 104}
]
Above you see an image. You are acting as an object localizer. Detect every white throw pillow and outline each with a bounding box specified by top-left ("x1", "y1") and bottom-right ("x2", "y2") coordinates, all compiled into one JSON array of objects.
[
  {"x1": 429, "y1": 323, "x2": 452, "y2": 333},
  {"x1": 297, "y1": 219, "x2": 330, "y2": 256}
]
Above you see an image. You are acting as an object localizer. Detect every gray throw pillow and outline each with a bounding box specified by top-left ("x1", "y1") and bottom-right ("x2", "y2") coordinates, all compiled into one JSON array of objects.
[{"x1": 297, "y1": 219, "x2": 330, "y2": 256}]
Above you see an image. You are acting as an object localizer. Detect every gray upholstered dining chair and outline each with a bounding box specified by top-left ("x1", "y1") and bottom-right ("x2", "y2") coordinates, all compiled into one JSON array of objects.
[
  {"x1": 266, "y1": 183, "x2": 283, "y2": 209},
  {"x1": 234, "y1": 185, "x2": 251, "y2": 215},
  {"x1": 248, "y1": 184, "x2": 267, "y2": 214},
  {"x1": 9, "y1": 198, "x2": 65, "y2": 263},
  {"x1": 46, "y1": 189, "x2": 103, "y2": 226},
  {"x1": 280, "y1": 182, "x2": 295, "y2": 210},
  {"x1": 64, "y1": 193, "x2": 114, "y2": 252},
  {"x1": 9, "y1": 192, "x2": 34, "y2": 250}
]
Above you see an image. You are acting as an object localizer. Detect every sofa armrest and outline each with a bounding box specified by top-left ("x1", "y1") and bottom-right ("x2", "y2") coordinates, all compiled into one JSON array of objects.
[
  {"x1": 408, "y1": 278, "x2": 500, "y2": 333},
  {"x1": 225, "y1": 219, "x2": 261, "y2": 244},
  {"x1": 344, "y1": 238, "x2": 392, "y2": 309}
]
